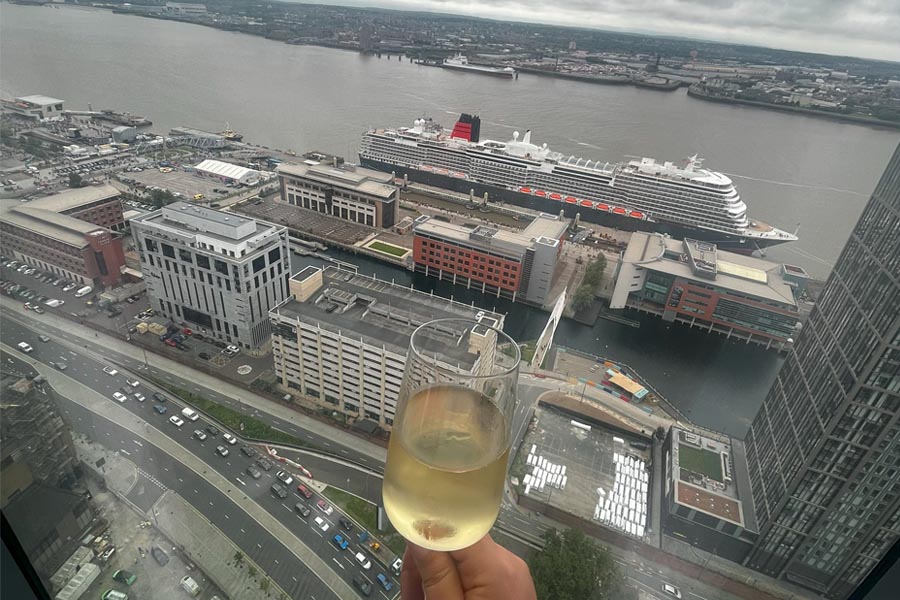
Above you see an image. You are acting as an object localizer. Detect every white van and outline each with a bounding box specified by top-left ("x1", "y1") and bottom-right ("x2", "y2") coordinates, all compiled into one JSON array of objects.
[
  {"x1": 180, "y1": 575, "x2": 200, "y2": 597},
  {"x1": 74, "y1": 285, "x2": 93, "y2": 298},
  {"x1": 181, "y1": 407, "x2": 199, "y2": 421}
]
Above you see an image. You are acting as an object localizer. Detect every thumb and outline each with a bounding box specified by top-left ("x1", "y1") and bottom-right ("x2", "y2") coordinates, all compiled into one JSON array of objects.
[{"x1": 408, "y1": 543, "x2": 465, "y2": 599}]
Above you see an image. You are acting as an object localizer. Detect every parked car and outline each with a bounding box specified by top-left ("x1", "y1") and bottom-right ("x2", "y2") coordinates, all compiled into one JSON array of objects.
[
  {"x1": 151, "y1": 546, "x2": 169, "y2": 566},
  {"x1": 113, "y1": 569, "x2": 136, "y2": 586}
]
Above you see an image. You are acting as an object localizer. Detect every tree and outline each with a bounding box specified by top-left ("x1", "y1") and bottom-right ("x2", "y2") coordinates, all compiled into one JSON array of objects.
[
  {"x1": 259, "y1": 578, "x2": 270, "y2": 593},
  {"x1": 582, "y1": 255, "x2": 607, "y2": 288},
  {"x1": 68, "y1": 172, "x2": 83, "y2": 188},
  {"x1": 147, "y1": 188, "x2": 177, "y2": 209},
  {"x1": 529, "y1": 528, "x2": 622, "y2": 600},
  {"x1": 247, "y1": 565, "x2": 257, "y2": 579},
  {"x1": 571, "y1": 285, "x2": 596, "y2": 313},
  {"x1": 233, "y1": 550, "x2": 244, "y2": 566}
]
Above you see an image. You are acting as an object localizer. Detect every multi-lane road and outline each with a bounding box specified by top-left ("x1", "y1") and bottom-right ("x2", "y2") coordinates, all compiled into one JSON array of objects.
[
  {"x1": 2, "y1": 322, "x2": 400, "y2": 599},
  {"x1": 2, "y1": 306, "x2": 735, "y2": 600}
]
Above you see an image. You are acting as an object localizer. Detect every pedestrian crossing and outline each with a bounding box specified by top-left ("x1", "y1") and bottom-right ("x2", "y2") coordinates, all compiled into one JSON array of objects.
[{"x1": 137, "y1": 467, "x2": 168, "y2": 491}]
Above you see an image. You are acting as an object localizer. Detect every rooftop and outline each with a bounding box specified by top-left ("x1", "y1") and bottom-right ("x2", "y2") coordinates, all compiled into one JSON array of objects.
[
  {"x1": 670, "y1": 427, "x2": 757, "y2": 530},
  {"x1": 194, "y1": 159, "x2": 259, "y2": 181},
  {"x1": 414, "y1": 213, "x2": 567, "y2": 259},
  {"x1": 0, "y1": 204, "x2": 103, "y2": 247},
  {"x1": 623, "y1": 232, "x2": 797, "y2": 306},
  {"x1": 25, "y1": 184, "x2": 120, "y2": 213},
  {"x1": 132, "y1": 202, "x2": 281, "y2": 246},
  {"x1": 272, "y1": 266, "x2": 504, "y2": 362},
  {"x1": 16, "y1": 94, "x2": 64, "y2": 106},
  {"x1": 277, "y1": 162, "x2": 397, "y2": 199}
]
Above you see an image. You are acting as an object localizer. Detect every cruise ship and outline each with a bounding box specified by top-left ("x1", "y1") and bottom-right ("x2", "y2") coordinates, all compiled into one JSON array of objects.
[
  {"x1": 359, "y1": 115, "x2": 797, "y2": 252},
  {"x1": 441, "y1": 55, "x2": 516, "y2": 79}
]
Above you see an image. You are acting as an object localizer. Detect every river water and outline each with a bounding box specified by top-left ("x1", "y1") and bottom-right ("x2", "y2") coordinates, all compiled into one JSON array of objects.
[{"x1": 3, "y1": 4, "x2": 899, "y2": 436}]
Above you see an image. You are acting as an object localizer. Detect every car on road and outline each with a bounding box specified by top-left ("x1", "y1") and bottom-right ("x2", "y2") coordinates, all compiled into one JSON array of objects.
[
  {"x1": 113, "y1": 569, "x2": 136, "y2": 586},
  {"x1": 216, "y1": 445, "x2": 229, "y2": 457},
  {"x1": 223, "y1": 433, "x2": 237, "y2": 445},
  {"x1": 294, "y1": 503, "x2": 310, "y2": 518},
  {"x1": 205, "y1": 424, "x2": 219, "y2": 436},
  {"x1": 153, "y1": 405, "x2": 167, "y2": 414},
  {"x1": 102, "y1": 366, "x2": 118, "y2": 376},
  {"x1": 126, "y1": 378, "x2": 140, "y2": 387},
  {"x1": 331, "y1": 534, "x2": 350, "y2": 551},
  {"x1": 246, "y1": 466, "x2": 262, "y2": 479},
  {"x1": 112, "y1": 392, "x2": 127, "y2": 403},
  {"x1": 313, "y1": 516, "x2": 329, "y2": 532},
  {"x1": 151, "y1": 546, "x2": 169, "y2": 566},
  {"x1": 355, "y1": 552, "x2": 372, "y2": 570},
  {"x1": 153, "y1": 392, "x2": 167, "y2": 402},
  {"x1": 255, "y1": 458, "x2": 273, "y2": 471},
  {"x1": 32, "y1": 306, "x2": 45, "y2": 314},
  {"x1": 50, "y1": 361, "x2": 68, "y2": 371},
  {"x1": 662, "y1": 584, "x2": 682, "y2": 598},
  {"x1": 316, "y1": 499, "x2": 334, "y2": 515},
  {"x1": 16, "y1": 342, "x2": 33, "y2": 353},
  {"x1": 198, "y1": 352, "x2": 211, "y2": 360},
  {"x1": 296, "y1": 484, "x2": 313, "y2": 499},
  {"x1": 276, "y1": 470, "x2": 294, "y2": 486},
  {"x1": 240, "y1": 444, "x2": 256, "y2": 457},
  {"x1": 339, "y1": 516, "x2": 353, "y2": 531},
  {"x1": 193, "y1": 430, "x2": 207, "y2": 441},
  {"x1": 270, "y1": 483, "x2": 288, "y2": 499},
  {"x1": 389, "y1": 557, "x2": 403, "y2": 576},
  {"x1": 352, "y1": 575, "x2": 372, "y2": 597},
  {"x1": 38, "y1": 335, "x2": 50, "y2": 342},
  {"x1": 376, "y1": 573, "x2": 393, "y2": 592},
  {"x1": 169, "y1": 415, "x2": 184, "y2": 427},
  {"x1": 133, "y1": 392, "x2": 145, "y2": 402}
]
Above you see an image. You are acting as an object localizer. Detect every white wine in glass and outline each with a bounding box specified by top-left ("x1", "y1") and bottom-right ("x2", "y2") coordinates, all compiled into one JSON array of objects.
[{"x1": 383, "y1": 319, "x2": 519, "y2": 551}]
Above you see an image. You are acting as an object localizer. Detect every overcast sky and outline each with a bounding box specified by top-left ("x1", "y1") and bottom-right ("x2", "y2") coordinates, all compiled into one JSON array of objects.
[{"x1": 299, "y1": 0, "x2": 900, "y2": 62}]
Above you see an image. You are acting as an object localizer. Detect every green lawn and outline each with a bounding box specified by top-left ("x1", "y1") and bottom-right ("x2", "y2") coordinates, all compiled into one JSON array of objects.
[
  {"x1": 368, "y1": 241, "x2": 408, "y2": 257},
  {"x1": 323, "y1": 487, "x2": 407, "y2": 555},
  {"x1": 678, "y1": 444, "x2": 723, "y2": 482}
]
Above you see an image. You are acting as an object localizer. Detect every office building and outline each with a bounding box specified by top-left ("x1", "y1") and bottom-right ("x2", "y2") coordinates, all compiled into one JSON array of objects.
[
  {"x1": 277, "y1": 160, "x2": 399, "y2": 228},
  {"x1": 131, "y1": 203, "x2": 289, "y2": 353},
  {"x1": 611, "y1": 232, "x2": 805, "y2": 349},
  {"x1": 1, "y1": 95, "x2": 65, "y2": 120},
  {"x1": 412, "y1": 213, "x2": 568, "y2": 305},
  {"x1": 662, "y1": 426, "x2": 759, "y2": 562},
  {"x1": 0, "y1": 188, "x2": 126, "y2": 287},
  {"x1": 744, "y1": 143, "x2": 900, "y2": 599},
  {"x1": 269, "y1": 266, "x2": 504, "y2": 429}
]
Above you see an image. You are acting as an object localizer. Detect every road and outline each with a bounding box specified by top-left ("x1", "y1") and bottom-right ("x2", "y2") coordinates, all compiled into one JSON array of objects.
[
  {"x1": 0, "y1": 332, "x2": 399, "y2": 599},
  {"x1": 1, "y1": 307, "x2": 739, "y2": 600}
]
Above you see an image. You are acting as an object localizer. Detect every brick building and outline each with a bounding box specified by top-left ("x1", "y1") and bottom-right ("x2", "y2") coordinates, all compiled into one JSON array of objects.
[{"x1": 412, "y1": 213, "x2": 568, "y2": 305}]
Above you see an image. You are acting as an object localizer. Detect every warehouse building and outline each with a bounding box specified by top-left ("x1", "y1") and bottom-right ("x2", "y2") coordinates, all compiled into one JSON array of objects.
[
  {"x1": 269, "y1": 266, "x2": 505, "y2": 429},
  {"x1": 194, "y1": 159, "x2": 260, "y2": 186}
]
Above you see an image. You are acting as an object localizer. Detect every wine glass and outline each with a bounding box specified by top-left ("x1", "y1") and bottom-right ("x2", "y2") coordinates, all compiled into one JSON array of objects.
[{"x1": 382, "y1": 318, "x2": 520, "y2": 551}]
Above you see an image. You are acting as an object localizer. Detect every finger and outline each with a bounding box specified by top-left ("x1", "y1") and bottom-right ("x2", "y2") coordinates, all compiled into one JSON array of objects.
[
  {"x1": 401, "y1": 546, "x2": 425, "y2": 600},
  {"x1": 408, "y1": 543, "x2": 465, "y2": 599},
  {"x1": 450, "y1": 535, "x2": 499, "y2": 588}
]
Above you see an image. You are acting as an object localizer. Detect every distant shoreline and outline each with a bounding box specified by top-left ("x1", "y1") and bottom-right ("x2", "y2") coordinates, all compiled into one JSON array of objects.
[{"x1": 687, "y1": 85, "x2": 900, "y2": 130}]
